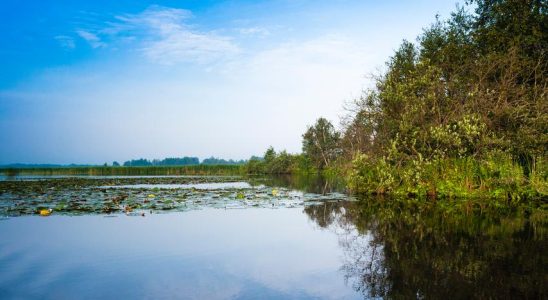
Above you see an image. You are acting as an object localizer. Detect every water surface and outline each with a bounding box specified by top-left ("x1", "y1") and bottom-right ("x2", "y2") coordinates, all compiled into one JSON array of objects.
[
  {"x1": 99, "y1": 182, "x2": 252, "y2": 190},
  {"x1": 0, "y1": 175, "x2": 545, "y2": 299},
  {"x1": 0, "y1": 209, "x2": 362, "y2": 299}
]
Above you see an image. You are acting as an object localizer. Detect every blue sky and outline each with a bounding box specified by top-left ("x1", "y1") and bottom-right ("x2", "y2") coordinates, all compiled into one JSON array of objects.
[{"x1": 0, "y1": 0, "x2": 463, "y2": 164}]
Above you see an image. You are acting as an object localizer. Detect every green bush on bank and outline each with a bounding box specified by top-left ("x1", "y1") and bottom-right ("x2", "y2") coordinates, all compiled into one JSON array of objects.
[
  {"x1": 244, "y1": 147, "x2": 315, "y2": 175},
  {"x1": 348, "y1": 151, "x2": 547, "y2": 203}
]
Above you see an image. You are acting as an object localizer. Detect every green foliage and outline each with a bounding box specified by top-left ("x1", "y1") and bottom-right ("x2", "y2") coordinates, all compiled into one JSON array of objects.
[
  {"x1": 244, "y1": 147, "x2": 308, "y2": 175},
  {"x1": 244, "y1": 157, "x2": 265, "y2": 174},
  {"x1": 348, "y1": 154, "x2": 397, "y2": 195},
  {"x1": 348, "y1": 151, "x2": 546, "y2": 203},
  {"x1": 428, "y1": 114, "x2": 486, "y2": 159},
  {"x1": 302, "y1": 118, "x2": 341, "y2": 170},
  {"x1": 123, "y1": 157, "x2": 201, "y2": 166},
  {"x1": 1, "y1": 165, "x2": 244, "y2": 176},
  {"x1": 201, "y1": 157, "x2": 246, "y2": 165},
  {"x1": 342, "y1": 0, "x2": 547, "y2": 204},
  {"x1": 246, "y1": 1, "x2": 546, "y2": 206},
  {"x1": 244, "y1": 138, "x2": 337, "y2": 174}
]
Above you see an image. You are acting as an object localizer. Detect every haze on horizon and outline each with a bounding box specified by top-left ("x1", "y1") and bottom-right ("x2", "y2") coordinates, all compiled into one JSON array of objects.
[{"x1": 0, "y1": 0, "x2": 463, "y2": 165}]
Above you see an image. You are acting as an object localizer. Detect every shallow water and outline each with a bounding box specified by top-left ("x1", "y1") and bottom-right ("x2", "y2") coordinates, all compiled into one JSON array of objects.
[
  {"x1": 0, "y1": 209, "x2": 362, "y2": 300},
  {"x1": 99, "y1": 181, "x2": 252, "y2": 190},
  {"x1": 0, "y1": 175, "x2": 545, "y2": 299}
]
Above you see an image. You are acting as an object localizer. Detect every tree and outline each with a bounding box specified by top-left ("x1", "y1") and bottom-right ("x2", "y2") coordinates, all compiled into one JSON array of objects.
[
  {"x1": 341, "y1": 95, "x2": 377, "y2": 158},
  {"x1": 202, "y1": 157, "x2": 244, "y2": 165},
  {"x1": 302, "y1": 118, "x2": 341, "y2": 170},
  {"x1": 112, "y1": 161, "x2": 120, "y2": 167},
  {"x1": 343, "y1": 0, "x2": 546, "y2": 169},
  {"x1": 264, "y1": 147, "x2": 276, "y2": 164},
  {"x1": 123, "y1": 158, "x2": 152, "y2": 167}
]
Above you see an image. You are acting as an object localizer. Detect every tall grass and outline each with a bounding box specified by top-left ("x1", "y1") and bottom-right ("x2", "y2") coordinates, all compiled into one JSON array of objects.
[
  {"x1": 348, "y1": 152, "x2": 547, "y2": 202},
  {"x1": 0, "y1": 165, "x2": 245, "y2": 176}
]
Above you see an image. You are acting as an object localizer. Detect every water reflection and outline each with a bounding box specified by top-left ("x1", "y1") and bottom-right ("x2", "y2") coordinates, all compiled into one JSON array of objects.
[
  {"x1": 0, "y1": 209, "x2": 362, "y2": 299},
  {"x1": 1, "y1": 174, "x2": 545, "y2": 299},
  {"x1": 302, "y1": 199, "x2": 547, "y2": 299},
  {"x1": 251, "y1": 175, "x2": 347, "y2": 194}
]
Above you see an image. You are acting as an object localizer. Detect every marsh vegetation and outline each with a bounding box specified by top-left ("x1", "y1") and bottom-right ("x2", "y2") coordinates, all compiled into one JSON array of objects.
[{"x1": 246, "y1": 0, "x2": 547, "y2": 208}]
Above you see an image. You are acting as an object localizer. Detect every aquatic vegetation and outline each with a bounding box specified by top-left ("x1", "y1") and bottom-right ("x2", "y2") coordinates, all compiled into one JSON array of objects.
[{"x1": 0, "y1": 176, "x2": 352, "y2": 217}]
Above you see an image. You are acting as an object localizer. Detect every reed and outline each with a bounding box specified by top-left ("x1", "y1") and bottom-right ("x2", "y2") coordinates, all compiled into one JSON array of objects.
[{"x1": 0, "y1": 165, "x2": 245, "y2": 176}]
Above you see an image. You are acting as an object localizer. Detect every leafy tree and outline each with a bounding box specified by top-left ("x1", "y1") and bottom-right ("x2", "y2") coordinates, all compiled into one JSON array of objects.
[
  {"x1": 263, "y1": 147, "x2": 276, "y2": 164},
  {"x1": 244, "y1": 148, "x2": 301, "y2": 174},
  {"x1": 123, "y1": 158, "x2": 152, "y2": 167},
  {"x1": 302, "y1": 118, "x2": 341, "y2": 170},
  {"x1": 245, "y1": 156, "x2": 265, "y2": 174},
  {"x1": 123, "y1": 157, "x2": 201, "y2": 166},
  {"x1": 202, "y1": 157, "x2": 245, "y2": 165},
  {"x1": 158, "y1": 157, "x2": 199, "y2": 165},
  {"x1": 340, "y1": 0, "x2": 547, "y2": 197},
  {"x1": 345, "y1": 0, "x2": 546, "y2": 164}
]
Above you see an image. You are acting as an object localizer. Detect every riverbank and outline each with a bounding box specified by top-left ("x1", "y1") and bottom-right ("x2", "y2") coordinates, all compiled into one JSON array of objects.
[{"x1": 347, "y1": 154, "x2": 547, "y2": 203}]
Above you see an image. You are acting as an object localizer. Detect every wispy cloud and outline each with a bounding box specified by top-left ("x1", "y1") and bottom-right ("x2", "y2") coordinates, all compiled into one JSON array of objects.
[
  {"x1": 78, "y1": 5, "x2": 239, "y2": 65},
  {"x1": 77, "y1": 30, "x2": 106, "y2": 48},
  {"x1": 238, "y1": 26, "x2": 270, "y2": 37},
  {"x1": 54, "y1": 35, "x2": 75, "y2": 49}
]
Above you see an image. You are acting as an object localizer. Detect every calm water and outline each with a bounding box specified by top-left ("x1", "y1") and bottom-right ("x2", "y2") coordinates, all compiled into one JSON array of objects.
[
  {"x1": 0, "y1": 209, "x2": 361, "y2": 299},
  {"x1": 99, "y1": 182, "x2": 252, "y2": 190},
  {"x1": 0, "y1": 175, "x2": 546, "y2": 299}
]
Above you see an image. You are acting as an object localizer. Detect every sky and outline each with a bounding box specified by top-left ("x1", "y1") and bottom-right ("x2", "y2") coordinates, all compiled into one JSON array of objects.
[{"x1": 0, "y1": 0, "x2": 463, "y2": 164}]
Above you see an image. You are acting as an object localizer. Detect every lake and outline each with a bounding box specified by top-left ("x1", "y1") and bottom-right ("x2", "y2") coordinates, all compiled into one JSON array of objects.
[{"x1": 0, "y1": 175, "x2": 546, "y2": 299}]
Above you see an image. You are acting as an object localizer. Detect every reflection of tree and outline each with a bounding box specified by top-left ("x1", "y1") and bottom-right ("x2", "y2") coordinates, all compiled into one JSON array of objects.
[
  {"x1": 303, "y1": 200, "x2": 548, "y2": 299},
  {"x1": 304, "y1": 202, "x2": 348, "y2": 228},
  {"x1": 251, "y1": 175, "x2": 346, "y2": 194},
  {"x1": 339, "y1": 228, "x2": 388, "y2": 298}
]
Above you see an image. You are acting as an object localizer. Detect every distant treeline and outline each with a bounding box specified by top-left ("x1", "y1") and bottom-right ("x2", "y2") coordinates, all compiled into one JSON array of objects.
[
  {"x1": 122, "y1": 157, "x2": 200, "y2": 166},
  {"x1": 121, "y1": 156, "x2": 246, "y2": 167},
  {"x1": 1, "y1": 156, "x2": 247, "y2": 169}
]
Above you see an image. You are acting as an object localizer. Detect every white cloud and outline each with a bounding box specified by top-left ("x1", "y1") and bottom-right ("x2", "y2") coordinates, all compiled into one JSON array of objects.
[
  {"x1": 91, "y1": 5, "x2": 239, "y2": 65},
  {"x1": 141, "y1": 29, "x2": 238, "y2": 65},
  {"x1": 132, "y1": 6, "x2": 239, "y2": 64},
  {"x1": 77, "y1": 30, "x2": 106, "y2": 48},
  {"x1": 1, "y1": 31, "x2": 373, "y2": 162},
  {"x1": 2, "y1": 6, "x2": 384, "y2": 163},
  {"x1": 238, "y1": 27, "x2": 270, "y2": 37},
  {"x1": 54, "y1": 35, "x2": 75, "y2": 49}
]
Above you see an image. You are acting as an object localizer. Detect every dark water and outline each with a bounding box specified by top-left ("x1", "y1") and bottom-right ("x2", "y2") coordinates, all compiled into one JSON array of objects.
[{"x1": 0, "y1": 175, "x2": 546, "y2": 299}]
